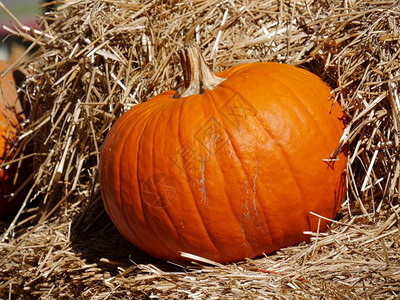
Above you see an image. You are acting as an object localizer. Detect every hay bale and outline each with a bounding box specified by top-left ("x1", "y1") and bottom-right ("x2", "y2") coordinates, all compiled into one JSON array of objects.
[{"x1": 0, "y1": 0, "x2": 399, "y2": 298}]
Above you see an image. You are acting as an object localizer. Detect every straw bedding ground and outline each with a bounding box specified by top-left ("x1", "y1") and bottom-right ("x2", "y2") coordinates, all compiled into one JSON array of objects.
[{"x1": 0, "y1": 0, "x2": 399, "y2": 298}]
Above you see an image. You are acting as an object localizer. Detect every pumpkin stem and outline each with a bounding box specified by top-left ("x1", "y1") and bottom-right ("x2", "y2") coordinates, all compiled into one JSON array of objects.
[{"x1": 173, "y1": 45, "x2": 226, "y2": 98}]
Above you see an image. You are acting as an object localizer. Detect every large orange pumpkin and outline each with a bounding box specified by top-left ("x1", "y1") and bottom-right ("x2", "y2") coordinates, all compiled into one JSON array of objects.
[
  {"x1": 99, "y1": 46, "x2": 347, "y2": 263},
  {"x1": 0, "y1": 60, "x2": 29, "y2": 219}
]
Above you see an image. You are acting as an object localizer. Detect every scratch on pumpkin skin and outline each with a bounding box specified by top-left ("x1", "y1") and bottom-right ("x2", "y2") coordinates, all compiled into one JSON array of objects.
[
  {"x1": 252, "y1": 160, "x2": 260, "y2": 220},
  {"x1": 239, "y1": 161, "x2": 264, "y2": 252},
  {"x1": 214, "y1": 134, "x2": 220, "y2": 148},
  {"x1": 199, "y1": 155, "x2": 207, "y2": 206},
  {"x1": 239, "y1": 220, "x2": 250, "y2": 250}
]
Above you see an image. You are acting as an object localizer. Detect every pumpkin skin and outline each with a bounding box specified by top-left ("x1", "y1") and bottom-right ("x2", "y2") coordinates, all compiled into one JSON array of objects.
[
  {"x1": 0, "y1": 60, "x2": 28, "y2": 219},
  {"x1": 100, "y1": 61, "x2": 347, "y2": 263}
]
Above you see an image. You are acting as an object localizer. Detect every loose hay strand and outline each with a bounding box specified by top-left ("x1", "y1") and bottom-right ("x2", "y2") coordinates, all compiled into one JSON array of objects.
[{"x1": 0, "y1": 0, "x2": 399, "y2": 299}]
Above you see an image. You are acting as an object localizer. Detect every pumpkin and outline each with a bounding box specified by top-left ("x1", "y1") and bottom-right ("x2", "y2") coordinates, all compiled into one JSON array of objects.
[
  {"x1": 99, "y1": 46, "x2": 347, "y2": 263},
  {"x1": 0, "y1": 60, "x2": 29, "y2": 219}
]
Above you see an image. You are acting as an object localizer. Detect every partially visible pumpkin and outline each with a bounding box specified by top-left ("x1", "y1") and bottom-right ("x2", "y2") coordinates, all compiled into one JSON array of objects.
[
  {"x1": 100, "y1": 46, "x2": 347, "y2": 263},
  {"x1": 0, "y1": 60, "x2": 30, "y2": 219}
]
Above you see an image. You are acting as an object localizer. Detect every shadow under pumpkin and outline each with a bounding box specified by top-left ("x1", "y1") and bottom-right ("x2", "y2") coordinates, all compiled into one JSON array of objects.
[{"x1": 70, "y1": 190, "x2": 183, "y2": 272}]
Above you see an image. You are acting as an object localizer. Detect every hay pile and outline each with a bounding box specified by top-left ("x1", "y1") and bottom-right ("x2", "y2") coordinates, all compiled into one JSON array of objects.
[{"x1": 1, "y1": 0, "x2": 400, "y2": 298}]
